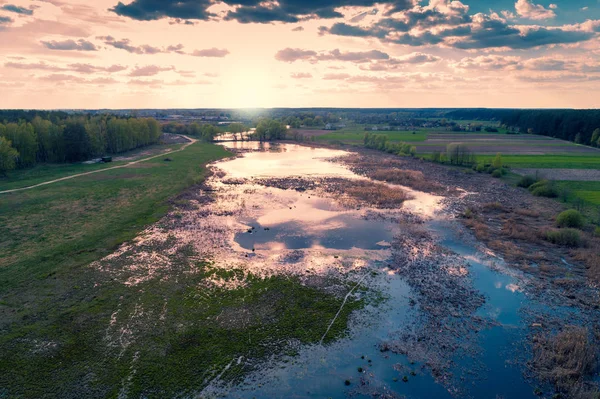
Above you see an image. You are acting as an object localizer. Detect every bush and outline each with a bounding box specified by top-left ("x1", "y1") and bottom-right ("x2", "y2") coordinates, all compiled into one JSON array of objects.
[
  {"x1": 518, "y1": 175, "x2": 538, "y2": 188},
  {"x1": 594, "y1": 227, "x2": 600, "y2": 238},
  {"x1": 556, "y1": 210, "x2": 585, "y2": 229},
  {"x1": 475, "y1": 163, "x2": 485, "y2": 173},
  {"x1": 529, "y1": 180, "x2": 558, "y2": 198},
  {"x1": 492, "y1": 169, "x2": 503, "y2": 178},
  {"x1": 545, "y1": 229, "x2": 583, "y2": 247}
]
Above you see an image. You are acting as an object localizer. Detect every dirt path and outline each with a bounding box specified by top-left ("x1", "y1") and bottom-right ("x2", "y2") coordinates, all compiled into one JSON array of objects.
[{"x1": 0, "y1": 135, "x2": 196, "y2": 195}]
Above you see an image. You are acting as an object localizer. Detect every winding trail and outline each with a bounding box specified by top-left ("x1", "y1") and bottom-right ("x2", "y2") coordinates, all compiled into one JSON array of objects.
[{"x1": 0, "y1": 135, "x2": 197, "y2": 195}]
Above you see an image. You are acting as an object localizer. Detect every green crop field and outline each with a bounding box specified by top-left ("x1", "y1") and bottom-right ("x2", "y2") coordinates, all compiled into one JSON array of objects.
[
  {"x1": 556, "y1": 181, "x2": 600, "y2": 206},
  {"x1": 489, "y1": 155, "x2": 600, "y2": 169},
  {"x1": 317, "y1": 129, "x2": 427, "y2": 143}
]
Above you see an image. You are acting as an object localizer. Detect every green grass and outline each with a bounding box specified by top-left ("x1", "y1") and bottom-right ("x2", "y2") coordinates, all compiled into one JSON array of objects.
[
  {"x1": 0, "y1": 143, "x2": 181, "y2": 191},
  {"x1": 476, "y1": 155, "x2": 600, "y2": 169},
  {"x1": 0, "y1": 141, "x2": 366, "y2": 397},
  {"x1": 317, "y1": 130, "x2": 427, "y2": 143},
  {"x1": 556, "y1": 181, "x2": 600, "y2": 206}
]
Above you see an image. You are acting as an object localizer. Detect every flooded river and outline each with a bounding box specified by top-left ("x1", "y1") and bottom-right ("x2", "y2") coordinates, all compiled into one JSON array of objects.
[
  {"x1": 93, "y1": 141, "x2": 595, "y2": 398},
  {"x1": 201, "y1": 142, "x2": 549, "y2": 398}
]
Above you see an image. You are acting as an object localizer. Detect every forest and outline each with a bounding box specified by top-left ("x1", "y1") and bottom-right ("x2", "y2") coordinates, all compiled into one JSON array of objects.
[{"x1": 0, "y1": 115, "x2": 162, "y2": 174}]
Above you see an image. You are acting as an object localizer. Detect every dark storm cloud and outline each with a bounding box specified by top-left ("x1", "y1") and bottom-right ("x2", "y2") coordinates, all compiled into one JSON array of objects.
[
  {"x1": 41, "y1": 39, "x2": 98, "y2": 51},
  {"x1": 0, "y1": 15, "x2": 13, "y2": 24},
  {"x1": 110, "y1": 0, "x2": 414, "y2": 23},
  {"x1": 1, "y1": 4, "x2": 34, "y2": 15}
]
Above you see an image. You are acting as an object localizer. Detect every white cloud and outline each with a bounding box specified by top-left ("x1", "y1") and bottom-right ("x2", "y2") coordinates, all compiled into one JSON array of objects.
[{"x1": 515, "y1": 0, "x2": 556, "y2": 20}]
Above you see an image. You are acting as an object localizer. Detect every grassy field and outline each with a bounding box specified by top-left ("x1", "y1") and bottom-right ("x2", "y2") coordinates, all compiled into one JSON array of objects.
[
  {"x1": 556, "y1": 181, "x2": 600, "y2": 206},
  {"x1": 0, "y1": 142, "x2": 363, "y2": 397},
  {"x1": 316, "y1": 129, "x2": 427, "y2": 143},
  {"x1": 483, "y1": 155, "x2": 600, "y2": 169},
  {"x1": 0, "y1": 143, "x2": 181, "y2": 191}
]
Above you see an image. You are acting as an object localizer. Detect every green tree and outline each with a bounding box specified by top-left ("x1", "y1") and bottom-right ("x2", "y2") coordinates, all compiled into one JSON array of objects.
[
  {"x1": 0, "y1": 136, "x2": 19, "y2": 176},
  {"x1": 63, "y1": 121, "x2": 90, "y2": 162},
  {"x1": 229, "y1": 122, "x2": 245, "y2": 141},
  {"x1": 255, "y1": 119, "x2": 287, "y2": 142},
  {"x1": 492, "y1": 153, "x2": 503, "y2": 169},
  {"x1": 591, "y1": 128, "x2": 600, "y2": 147}
]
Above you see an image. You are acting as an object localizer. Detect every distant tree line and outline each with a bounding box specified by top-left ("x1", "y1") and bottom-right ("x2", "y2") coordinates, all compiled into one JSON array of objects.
[
  {"x1": 445, "y1": 109, "x2": 600, "y2": 146},
  {"x1": 363, "y1": 133, "x2": 416, "y2": 156},
  {"x1": 0, "y1": 115, "x2": 162, "y2": 175},
  {"x1": 0, "y1": 110, "x2": 70, "y2": 124},
  {"x1": 161, "y1": 121, "x2": 220, "y2": 142}
]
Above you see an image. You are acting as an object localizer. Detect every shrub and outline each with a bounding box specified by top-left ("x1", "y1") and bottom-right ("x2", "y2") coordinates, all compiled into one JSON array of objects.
[
  {"x1": 594, "y1": 227, "x2": 600, "y2": 238},
  {"x1": 529, "y1": 180, "x2": 558, "y2": 198},
  {"x1": 446, "y1": 143, "x2": 476, "y2": 166},
  {"x1": 518, "y1": 175, "x2": 536, "y2": 188},
  {"x1": 476, "y1": 163, "x2": 486, "y2": 173},
  {"x1": 556, "y1": 210, "x2": 585, "y2": 229},
  {"x1": 491, "y1": 169, "x2": 503, "y2": 178},
  {"x1": 492, "y1": 153, "x2": 503, "y2": 169},
  {"x1": 545, "y1": 229, "x2": 582, "y2": 248}
]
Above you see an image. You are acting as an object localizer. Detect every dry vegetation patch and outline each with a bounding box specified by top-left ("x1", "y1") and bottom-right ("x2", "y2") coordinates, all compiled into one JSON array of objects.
[
  {"x1": 340, "y1": 179, "x2": 412, "y2": 208},
  {"x1": 369, "y1": 168, "x2": 446, "y2": 194},
  {"x1": 532, "y1": 326, "x2": 599, "y2": 398}
]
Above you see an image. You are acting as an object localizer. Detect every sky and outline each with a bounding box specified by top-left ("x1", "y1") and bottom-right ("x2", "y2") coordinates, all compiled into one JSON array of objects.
[{"x1": 0, "y1": 0, "x2": 599, "y2": 109}]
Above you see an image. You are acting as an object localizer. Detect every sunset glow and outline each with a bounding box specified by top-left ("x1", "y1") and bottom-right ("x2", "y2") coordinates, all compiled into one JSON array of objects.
[{"x1": 1, "y1": 0, "x2": 600, "y2": 108}]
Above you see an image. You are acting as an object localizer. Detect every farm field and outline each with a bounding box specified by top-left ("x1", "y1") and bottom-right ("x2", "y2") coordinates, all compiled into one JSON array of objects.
[
  {"x1": 556, "y1": 181, "x2": 600, "y2": 206},
  {"x1": 314, "y1": 129, "x2": 427, "y2": 143},
  {"x1": 312, "y1": 126, "x2": 600, "y2": 158}
]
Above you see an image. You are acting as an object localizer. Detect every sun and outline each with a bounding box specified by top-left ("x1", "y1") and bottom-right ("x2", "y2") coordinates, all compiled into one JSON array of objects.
[{"x1": 218, "y1": 64, "x2": 280, "y2": 108}]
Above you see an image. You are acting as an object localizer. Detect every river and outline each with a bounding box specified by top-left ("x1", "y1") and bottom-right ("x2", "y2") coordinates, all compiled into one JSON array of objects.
[{"x1": 197, "y1": 141, "x2": 563, "y2": 399}]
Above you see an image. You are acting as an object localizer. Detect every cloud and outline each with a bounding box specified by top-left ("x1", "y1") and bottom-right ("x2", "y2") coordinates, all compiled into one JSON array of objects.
[
  {"x1": 320, "y1": 2, "x2": 598, "y2": 51},
  {"x1": 99, "y1": 36, "x2": 164, "y2": 54},
  {"x1": 292, "y1": 26, "x2": 304, "y2": 31},
  {"x1": 4, "y1": 61, "x2": 64, "y2": 71},
  {"x1": 110, "y1": 0, "x2": 214, "y2": 21},
  {"x1": 41, "y1": 39, "x2": 98, "y2": 51},
  {"x1": 38, "y1": 74, "x2": 119, "y2": 84},
  {"x1": 110, "y1": 0, "x2": 414, "y2": 24},
  {"x1": 68, "y1": 63, "x2": 128, "y2": 73},
  {"x1": 290, "y1": 72, "x2": 312, "y2": 79},
  {"x1": 128, "y1": 65, "x2": 174, "y2": 77},
  {"x1": 0, "y1": 16, "x2": 14, "y2": 25},
  {"x1": 5, "y1": 61, "x2": 129, "y2": 74},
  {"x1": 1, "y1": 4, "x2": 34, "y2": 15},
  {"x1": 515, "y1": 0, "x2": 555, "y2": 20},
  {"x1": 323, "y1": 73, "x2": 351, "y2": 80},
  {"x1": 360, "y1": 52, "x2": 440, "y2": 70},
  {"x1": 452, "y1": 55, "x2": 523, "y2": 71},
  {"x1": 191, "y1": 48, "x2": 229, "y2": 57},
  {"x1": 275, "y1": 48, "x2": 389, "y2": 63}
]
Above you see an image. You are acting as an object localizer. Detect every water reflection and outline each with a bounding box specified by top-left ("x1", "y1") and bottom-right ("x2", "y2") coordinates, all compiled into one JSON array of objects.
[{"x1": 219, "y1": 142, "x2": 357, "y2": 178}]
